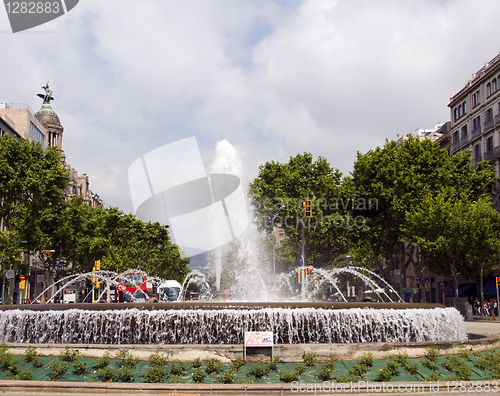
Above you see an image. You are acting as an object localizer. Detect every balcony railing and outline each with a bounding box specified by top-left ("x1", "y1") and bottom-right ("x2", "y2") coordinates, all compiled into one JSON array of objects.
[
  {"x1": 484, "y1": 150, "x2": 493, "y2": 161},
  {"x1": 494, "y1": 145, "x2": 500, "y2": 159},
  {"x1": 495, "y1": 113, "x2": 500, "y2": 125},
  {"x1": 451, "y1": 142, "x2": 460, "y2": 153},
  {"x1": 471, "y1": 126, "x2": 481, "y2": 140},
  {"x1": 484, "y1": 119, "x2": 494, "y2": 132},
  {"x1": 460, "y1": 135, "x2": 469, "y2": 148}
]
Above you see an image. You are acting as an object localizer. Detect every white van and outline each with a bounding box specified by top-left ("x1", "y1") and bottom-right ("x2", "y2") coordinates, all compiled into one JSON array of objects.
[{"x1": 158, "y1": 280, "x2": 182, "y2": 302}]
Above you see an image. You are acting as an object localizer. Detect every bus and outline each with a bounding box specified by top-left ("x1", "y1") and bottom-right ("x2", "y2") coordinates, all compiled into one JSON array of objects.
[
  {"x1": 117, "y1": 270, "x2": 148, "y2": 302},
  {"x1": 158, "y1": 280, "x2": 182, "y2": 302}
]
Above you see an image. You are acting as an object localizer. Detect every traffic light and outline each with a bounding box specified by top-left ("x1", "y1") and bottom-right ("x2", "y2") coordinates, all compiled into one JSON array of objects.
[
  {"x1": 304, "y1": 200, "x2": 312, "y2": 218},
  {"x1": 92, "y1": 267, "x2": 96, "y2": 284},
  {"x1": 496, "y1": 277, "x2": 500, "y2": 289},
  {"x1": 96, "y1": 260, "x2": 100, "y2": 271},
  {"x1": 297, "y1": 268, "x2": 301, "y2": 283}
]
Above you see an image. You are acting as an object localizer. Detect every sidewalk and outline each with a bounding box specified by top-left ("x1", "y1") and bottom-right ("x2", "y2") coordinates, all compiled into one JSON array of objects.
[{"x1": 0, "y1": 379, "x2": 496, "y2": 395}]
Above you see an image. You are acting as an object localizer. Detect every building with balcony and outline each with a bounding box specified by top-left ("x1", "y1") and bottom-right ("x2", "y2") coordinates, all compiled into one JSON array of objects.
[
  {"x1": 446, "y1": 53, "x2": 500, "y2": 169},
  {"x1": 442, "y1": 52, "x2": 500, "y2": 207}
]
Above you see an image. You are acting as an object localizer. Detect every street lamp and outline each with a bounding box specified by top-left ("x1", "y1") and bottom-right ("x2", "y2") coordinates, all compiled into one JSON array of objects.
[{"x1": 346, "y1": 255, "x2": 353, "y2": 266}]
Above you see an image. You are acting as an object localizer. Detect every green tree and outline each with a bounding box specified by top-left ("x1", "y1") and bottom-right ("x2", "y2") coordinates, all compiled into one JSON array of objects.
[
  {"x1": 404, "y1": 193, "x2": 500, "y2": 310},
  {"x1": 0, "y1": 135, "x2": 69, "y2": 303},
  {"x1": 249, "y1": 153, "x2": 347, "y2": 269},
  {"x1": 52, "y1": 200, "x2": 189, "y2": 282},
  {"x1": 349, "y1": 136, "x2": 496, "y2": 290}
]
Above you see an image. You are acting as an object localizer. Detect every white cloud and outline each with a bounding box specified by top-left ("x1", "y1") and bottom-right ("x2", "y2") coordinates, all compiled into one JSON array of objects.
[{"x1": 2, "y1": 0, "x2": 500, "y2": 213}]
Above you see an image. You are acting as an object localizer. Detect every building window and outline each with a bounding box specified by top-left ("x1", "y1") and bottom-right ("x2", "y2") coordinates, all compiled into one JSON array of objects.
[
  {"x1": 454, "y1": 108, "x2": 458, "y2": 121},
  {"x1": 493, "y1": 79, "x2": 498, "y2": 93},
  {"x1": 462, "y1": 101, "x2": 467, "y2": 114},
  {"x1": 487, "y1": 136, "x2": 494, "y2": 152},
  {"x1": 29, "y1": 122, "x2": 45, "y2": 145},
  {"x1": 486, "y1": 108, "x2": 493, "y2": 122},
  {"x1": 487, "y1": 83, "x2": 492, "y2": 97},
  {"x1": 473, "y1": 115, "x2": 481, "y2": 129},
  {"x1": 453, "y1": 130, "x2": 459, "y2": 144},
  {"x1": 461, "y1": 125, "x2": 468, "y2": 138},
  {"x1": 472, "y1": 91, "x2": 480, "y2": 107}
]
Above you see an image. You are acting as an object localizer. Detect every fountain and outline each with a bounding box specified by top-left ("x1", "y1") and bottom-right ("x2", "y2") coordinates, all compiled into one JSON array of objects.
[{"x1": 0, "y1": 140, "x2": 470, "y2": 353}]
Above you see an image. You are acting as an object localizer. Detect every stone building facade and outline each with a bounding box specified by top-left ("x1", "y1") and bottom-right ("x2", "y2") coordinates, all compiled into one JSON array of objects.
[
  {"x1": 0, "y1": 84, "x2": 103, "y2": 208},
  {"x1": 440, "y1": 52, "x2": 500, "y2": 206}
]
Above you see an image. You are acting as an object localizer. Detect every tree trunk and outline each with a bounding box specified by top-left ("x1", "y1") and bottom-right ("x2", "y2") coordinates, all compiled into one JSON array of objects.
[{"x1": 480, "y1": 265, "x2": 484, "y2": 320}]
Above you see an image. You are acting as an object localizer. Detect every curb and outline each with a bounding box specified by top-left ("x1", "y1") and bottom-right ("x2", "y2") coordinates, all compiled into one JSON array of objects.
[{"x1": 1, "y1": 379, "x2": 499, "y2": 395}]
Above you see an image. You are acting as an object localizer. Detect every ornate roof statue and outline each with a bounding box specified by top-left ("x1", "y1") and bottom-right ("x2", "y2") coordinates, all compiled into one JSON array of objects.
[
  {"x1": 35, "y1": 81, "x2": 61, "y2": 126},
  {"x1": 37, "y1": 82, "x2": 54, "y2": 104}
]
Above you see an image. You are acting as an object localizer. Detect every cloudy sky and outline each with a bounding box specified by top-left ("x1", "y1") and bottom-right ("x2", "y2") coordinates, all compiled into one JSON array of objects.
[{"x1": 2, "y1": 0, "x2": 500, "y2": 214}]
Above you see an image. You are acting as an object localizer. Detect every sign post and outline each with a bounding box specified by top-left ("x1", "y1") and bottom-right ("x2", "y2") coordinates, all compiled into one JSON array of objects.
[{"x1": 244, "y1": 331, "x2": 273, "y2": 360}]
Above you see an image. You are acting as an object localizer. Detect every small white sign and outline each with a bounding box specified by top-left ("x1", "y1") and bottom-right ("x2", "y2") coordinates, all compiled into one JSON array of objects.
[
  {"x1": 244, "y1": 331, "x2": 273, "y2": 347},
  {"x1": 5, "y1": 270, "x2": 15, "y2": 280}
]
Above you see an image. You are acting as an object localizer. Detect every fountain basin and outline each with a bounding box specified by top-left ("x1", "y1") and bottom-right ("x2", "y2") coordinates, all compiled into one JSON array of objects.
[{"x1": 0, "y1": 303, "x2": 466, "y2": 345}]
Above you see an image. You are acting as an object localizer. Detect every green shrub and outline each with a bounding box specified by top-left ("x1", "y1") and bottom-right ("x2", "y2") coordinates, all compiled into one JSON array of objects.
[
  {"x1": 351, "y1": 362, "x2": 369, "y2": 378},
  {"x1": 425, "y1": 348, "x2": 439, "y2": 363},
  {"x1": 405, "y1": 361, "x2": 418, "y2": 375},
  {"x1": 318, "y1": 365, "x2": 332, "y2": 381},
  {"x1": 295, "y1": 363, "x2": 306, "y2": 375},
  {"x1": 443, "y1": 355, "x2": 471, "y2": 381},
  {"x1": 376, "y1": 365, "x2": 393, "y2": 382},
  {"x1": 116, "y1": 350, "x2": 138, "y2": 368},
  {"x1": 96, "y1": 365, "x2": 115, "y2": 382},
  {"x1": 48, "y1": 361, "x2": 69, "y2": 381},
  {"x1": 59, "y1": 347, "x2": 80, "y2": 363},
  {"x1": 323, "y1": 358, "x2": 336, "y2": 372},
  {"x1": 231, "y1": 358, "x2": 245, "y2": 371},
  {"x1": 395, "y1": 352, "x2": 409, "y2": 366},
  {"x1": 94, "y1": 351, "x2": 110, "y2": 369},
  {"x1": 15, "y1": 369, "x2": 33, "y2": 381},
  {"x1": 219, "y1": 368, "x2": 235, "y2": 384},
  {"x1": 205, "y1": 357, "x2": 223, "y2": 374},
  {"x1": 265, "y1": 356, "x2": 280, "y2": 371},
  {"x1": 335, "y1": 373, "x2": 356, "y2": 383},
  {"x1": 170, "y1": 360, "x2": 186, "y2": 376},
  {"x1": 0, "y1": 352, "x2": 20, "y2": 377},
  {"x1": 426, "y1": 371, "x2": 441, "y2": 382},
  {"x1": 73, "y1": 359, "x2": 87, "y2": 375},
  {"x1": 248, "y1": 363, "x2": 270, "y2": 379},
  {"x1": 423, "y1": 359, "x2": 437, "y2": 371},
  {"x1": 115, "y1": 366, "x2": 134, "y2": 382},
  {"x1": 318, "y1": 358, "x2": 336, "y2": 380},
  {"x1": 359, "y1": 352, "x2": 374, "y2": 367},
  {"x1": 24, "y1": 347, "x2": 38, "y2": 363},
  {"x1": 0, "y1": 343, "x2": 8, "y2": 354},
  {"x1": 303, "y1": 352, "x2": 316, "y2": 367},
  {"x1": 192, "y1": 357, "x2": 202, "y2": 368},
  {"x1": 143, "y1": 365, "x2": 167, "y2": 383},
  {"x1": 149, "y1": 351, "x2": 169, "y2": 367},
  {"x1": 279, "y1": 369, "x2": 300, "y2": 382},
  {"x1": 376, "y1": 360, "x2": 400, "y2": 382},
  {"x1": 192, "y1": 368, "x2": 206, "y2": 383}
]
